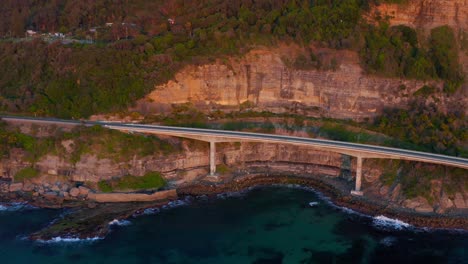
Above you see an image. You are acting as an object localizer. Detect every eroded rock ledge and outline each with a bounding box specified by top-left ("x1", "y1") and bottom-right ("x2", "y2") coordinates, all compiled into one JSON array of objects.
[
  {"x1": 27, "y1": 174, "x2": 468, "y2": 241},
  {"x1": 1, "y1": 140, "x2": 467, "y2": 213}
]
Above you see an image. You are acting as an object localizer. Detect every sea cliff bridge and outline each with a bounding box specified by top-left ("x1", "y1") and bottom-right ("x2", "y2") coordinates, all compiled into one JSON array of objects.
[{"x1": 2, "y1": 116, "x2": 468, "y2": 196}]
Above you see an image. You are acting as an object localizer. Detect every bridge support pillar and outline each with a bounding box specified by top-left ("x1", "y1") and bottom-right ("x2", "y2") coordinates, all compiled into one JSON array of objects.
[
  {"x1": 351, "y1": 156, "x2": 363, "y2": 196},
  {"x1": 210, "y1": 141, "x2": 216, "y2": 176}
]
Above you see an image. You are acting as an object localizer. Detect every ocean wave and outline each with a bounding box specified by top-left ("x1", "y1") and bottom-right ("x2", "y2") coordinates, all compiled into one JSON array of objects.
[
  {"x1": 308, "y1": 201, "x2": 319, "y2": 207},
  {"x1": 161, "y1": 197, "x2": 192, "y2": 209},
  {"x1": 251, "y1": 184, "x2": 366, "y2": 217},
  {"x1": 271, "y1": 183, "x2": 316, "y2": 193},
  {"x1": 0, "y1": 202, "x2": 36, "y2": 211},
  {"x1": 215, "y1": 184, "x2": 460, "y2": 233},
  {"x1": 335, "y1": 206, "x2": 364, "y2": 216},
  {"x1": 37, "y1": 236, "x2": 103, "y2": 243},
  {"x1": 309, "y1": 189, "x2": 369, "y2": 218},
  {"x1": 108, "y1": 219, "x2": 131, "y2": 226},
  {"x1": 373, "y1": 215, "x2": 411, "y2": 230},
  {"x1": 142, "y1": 207, "x2": 160, "y2": 215},
  {"x1": 133, "y1": 197, "x2": 193, "y2": 217}
]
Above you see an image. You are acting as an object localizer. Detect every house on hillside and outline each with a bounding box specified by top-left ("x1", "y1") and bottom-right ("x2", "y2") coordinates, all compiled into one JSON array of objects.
[{"x1": 26, "y1": 30, "x2": 37, "y2": 37}]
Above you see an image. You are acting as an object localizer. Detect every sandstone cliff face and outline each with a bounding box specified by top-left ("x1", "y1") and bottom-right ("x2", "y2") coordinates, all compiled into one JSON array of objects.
[
  {"x1": 136, "y1": 47, "x2": 465, "y2": 120},
  {"x1": 0, "y1": 141, "x2": 343, "y2": 184},
  {"x1": 2, "y1": 138, "x2": 467, "y2": 213},
  {"x1": 133, "y1": 1, "x2": 468, "y2": 119},
  {"x1": 371, "y1": 0, "x2": 467, "y2": 32}
]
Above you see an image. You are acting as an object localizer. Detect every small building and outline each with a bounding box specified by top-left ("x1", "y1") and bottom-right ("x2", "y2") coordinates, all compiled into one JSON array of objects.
[
  {"x1": 53, "y1": 32, "x2": 65, "y2": 38},
  {"x1": 26, "y1": 30, "x2": 37, "y2": 37}
]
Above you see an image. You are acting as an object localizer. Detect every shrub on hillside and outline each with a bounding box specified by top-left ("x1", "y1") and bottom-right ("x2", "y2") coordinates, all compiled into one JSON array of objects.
[{"x1": 15, "y1": 167, "x2": 39, "y2": 182}]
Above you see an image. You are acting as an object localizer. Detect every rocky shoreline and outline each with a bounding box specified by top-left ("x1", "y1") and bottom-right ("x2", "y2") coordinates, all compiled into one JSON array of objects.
[
  {"x1": 2, "y1": 174, "x2": 467, "y2": 241},
  {"x1": 28, "y1": 201, "x2": 169, "y2": 241},
  {"x1": 178, "y1": 174, "x2": 468, "y2": 230}
]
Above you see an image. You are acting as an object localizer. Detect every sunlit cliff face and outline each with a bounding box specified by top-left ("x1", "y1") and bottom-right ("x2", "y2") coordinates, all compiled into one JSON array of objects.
[
  {"x1": 370, "y1": 0, "x2": 467, "y2": 32},
  {"x1": 137, "y1": 46, "x2": 466, "y2": 120}
]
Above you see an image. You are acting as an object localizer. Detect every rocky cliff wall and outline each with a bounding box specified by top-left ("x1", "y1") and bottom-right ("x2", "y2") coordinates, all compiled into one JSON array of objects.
[
  {"x1": 132, "y1": 1, "x2": 468, "y2": 119},
  {"x1": 371, "y1": 0, "x2": 467, "y2": 32},
  {"x1": 1, "y1": 138, "x2": 467, "y2": 213},
  {"x1": 135, "y1": 47, "x2": 466, "y2": 120},
  {"x1": 0, "y1": 141, "x2": 344, "y2": 184}
]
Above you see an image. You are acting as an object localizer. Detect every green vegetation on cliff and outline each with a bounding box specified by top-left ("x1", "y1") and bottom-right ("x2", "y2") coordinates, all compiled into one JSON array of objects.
[
  {"x1": 370, "y1": 159, "x2": 466, "y2": 205},
  {"x1": 1, "y1": 0, "x2": 366, "y2": 44},
  {"x1": 62, "y1": 125, "x2": 177, "y2": 163},
  {"x1": 0, "y1": 1, "x2": 465, "y2": 161},
  {"x1": 0, "y1": 121, "x2": 55, "y2": 161},
  {"x1": 0, "y1": 122, "x2": 179, "y2": 163},
  {"x1": 429, "y1": 26, "x2": 465, "y2": 93},
  {"x1": 374, "y1": 102, "x2": 467, "y2": 157},
  {"x1": 143, "y1": 103, "x2": 467, "y2": 158},
  {"x1": 0, "y1": 1, "x2": 368, "y2": 118},
  {"x1": 1, "y1": 0, "x2": 463, "y2": 119},
  {"x1": 14, "y1": 167, "x2": 39, "y2": 182},
  {"x1": 98, "y1": 172, "x2": 166, "y2": 192},
  {"x1": 361, "y1": 24, "x2": 464, "y2": 91},
  {"x1": 0, "y1": 41, "x2": 152, "y2": 118}
]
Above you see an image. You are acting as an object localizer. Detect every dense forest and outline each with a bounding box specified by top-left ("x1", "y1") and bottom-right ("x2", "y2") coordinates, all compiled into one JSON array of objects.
[
  {"x1": 0, "y1": 0, "x2": 465, "y2": 156},
  {"x1": 1, "y1": 0, "x2": 368, "y2": 41},
  {"x1": 0, "y1": 0, "x2": 464, "y2": 116},
  {"x1": 0, "y1": 0, "x2": 360, "y2": 117}
]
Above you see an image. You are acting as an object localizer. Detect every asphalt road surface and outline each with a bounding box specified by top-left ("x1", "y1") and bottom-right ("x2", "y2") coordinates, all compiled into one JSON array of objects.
[{"x1": 2, "y1": 115, "x2": 467, "y2": 169}]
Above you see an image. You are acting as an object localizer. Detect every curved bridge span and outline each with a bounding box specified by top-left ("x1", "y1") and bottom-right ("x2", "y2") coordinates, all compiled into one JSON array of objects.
[{"x1": 3, "y1": 116, "x2": 468, "y2": 196}]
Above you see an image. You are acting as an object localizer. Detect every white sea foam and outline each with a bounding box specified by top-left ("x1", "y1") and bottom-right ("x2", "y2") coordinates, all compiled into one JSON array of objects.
[
  {"x1": 308, "y1": 201, "x2": 319, "y2": 207},
  {"x1": 142, "y1": 207, "x2": 160, "y2": 215},
  {"x1": 311, "y1": 190, "x2": 367, "y2": 217},
  {"x1": 272, "y1": 183, "x2": 316, "y2": 192},
  {"x1": 37, "y1": 236, "x2": 102, "y2": 243},
  {"x1": 108, "y1": 219, "x2": 131, "y2": 226},
  {"x1": 133, "y1": 197, "x2": 193, "y2": 217},
  {"x1": 373, "y1": 215, "x2": 411, "y2": 230},
  {"x1": 162, "y1": 197, "x2": 191, "y2": 209},
  {"x1": 0, "y1": 202, "x2": 36, "y2": 211},
  {"x1": 265, "y1": 183, "x2": 366, "y2": 216},
  {"x1": 380, "y1": 236, "x2": 397, "y2": 246}
]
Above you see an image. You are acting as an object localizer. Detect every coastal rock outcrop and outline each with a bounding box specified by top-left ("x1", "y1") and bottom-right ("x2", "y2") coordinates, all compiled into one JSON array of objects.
[
  {"x1": 135, "y1": 47, "x2": 466, "y2": 120},
  {"x1": 402, "y1": 197, "x2": 434, "y2": 213},
  {"x1": 8, "y1": 183, "x2": 23, "y2": 192},
  {"x1": 453, "y1": 193, "x2": 467, "y2": 209},
  {"x1": 70, "y1": 188, "x2": 80, "y2": 197}
]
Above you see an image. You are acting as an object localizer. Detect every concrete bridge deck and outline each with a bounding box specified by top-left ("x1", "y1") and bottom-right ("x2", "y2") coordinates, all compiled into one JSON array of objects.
[{"x1": 2, "y1": 116, "x2": 467, "y2": 196}]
